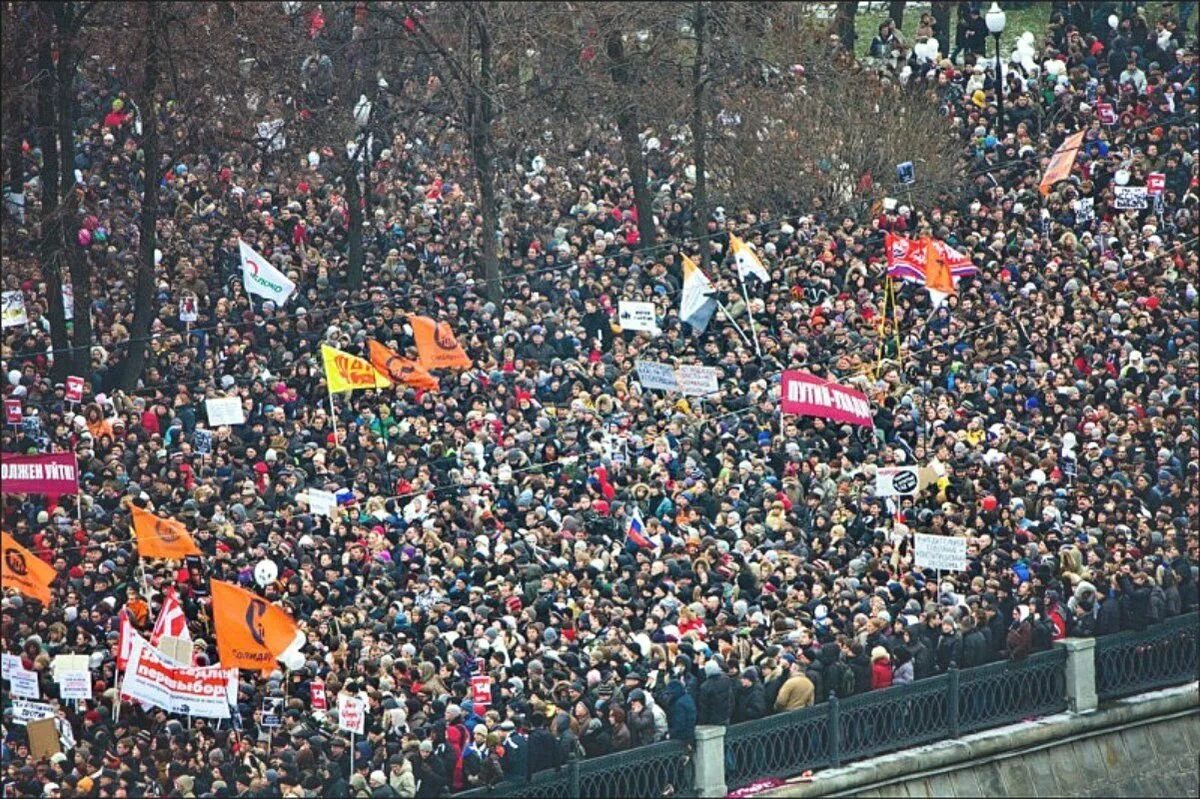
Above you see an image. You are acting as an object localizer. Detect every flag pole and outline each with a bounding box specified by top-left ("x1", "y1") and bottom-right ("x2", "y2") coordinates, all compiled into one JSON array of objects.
[
  {"x1": 327, "y1": 385, "x2": 339, "y2": 448},
  {"x1": 715, "y1": 300, "x2": 754, "y2": 351},
  {"x1": 735, "y1": 269, "x2": 764, "y2": 359}
]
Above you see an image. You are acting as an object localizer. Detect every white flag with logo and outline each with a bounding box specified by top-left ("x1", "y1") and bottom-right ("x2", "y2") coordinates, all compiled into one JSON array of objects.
[
  {"x1": 240, "y1": 241, "x2": 296, "y2": 305},
  {"x1": 730, "y1": 234, "x2": 771, "y2": 282}
]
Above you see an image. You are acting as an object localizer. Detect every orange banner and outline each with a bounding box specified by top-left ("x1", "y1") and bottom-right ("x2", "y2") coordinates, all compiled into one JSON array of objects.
[
  {"x1": 130, "y1": 504, "x2": 201, "y2": 560},
  {"x1": 411, "y1": 315, "x2": 472, "y2": 371},
  {"x1": 1, "y1": 531, "x2": 57, "y2": 604},
  {"x1": 368, "y1": 339, "x2": 439, "y2": 391},
  {"x1": 924, "y1": 236, "x2": 955, "y2": 297},
  {"x1": 210, "y1": 579, "x2": 299, "y2": 672},
  {"x1": 1039, "y1": 130, "x2": 1085, "y2": 196}
]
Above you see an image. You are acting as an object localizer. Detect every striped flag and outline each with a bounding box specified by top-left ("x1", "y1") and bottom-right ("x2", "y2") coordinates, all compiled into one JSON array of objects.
[
  {"x1": 625, "y1": 507, "x2": 656, "y2": 551},
  {"x1": 149, "y1": 586, "x2": 192, "y2": 647},
  {"x1": 885, "y1": 233, "x2": 978, "y2": 284}
]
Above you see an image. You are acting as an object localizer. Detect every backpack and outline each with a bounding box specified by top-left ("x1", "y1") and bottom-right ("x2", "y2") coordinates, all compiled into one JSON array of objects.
[{"x1": 831, "y1": 662, "x2": 856, "y2": 699}]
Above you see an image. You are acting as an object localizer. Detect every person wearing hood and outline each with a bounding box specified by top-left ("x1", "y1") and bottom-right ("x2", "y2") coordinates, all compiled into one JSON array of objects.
[
  {"x1": 387, "y1": 755, "x2": 416, "y2": 799},
  {"x1": 626, "y1": 689, "x2": 657, "y2": 747},
  {"x1": 869, "y1": 646, "x2": 893, "y2": 690},
  {"x1": 696, "y1": 660, "x2": 734, "y2": 725},
  {"x1": 733, "y1": 667, "x2": 767, "y2": 722}
]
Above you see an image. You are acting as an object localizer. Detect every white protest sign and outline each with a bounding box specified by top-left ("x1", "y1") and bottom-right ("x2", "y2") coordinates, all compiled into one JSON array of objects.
[
  {"x1": 914, "y1": 533, "x2": 968, "y2": 572},
  {"x1": 205, "y1": 396, "x2": 246, "y2": 426},
  {"x1": 179, "y1": 293, "x2": 200, "y2": 323},
  {"x1": 122, "y1": 636, "x2": 233, "y2": 718},
  {"x1": 1, "y1": 290, "x2": 27, "y2": 329},
  {"x1": 9, "y1": 667, "x2": 40, "y2": 699},
  {"x1": 50, "y1": 654, "x2": 90, "y2": 682},
  {"x1": 337, "y1": 694, "x2": 366, "y2": 735},
  {"x1": 875, "y1": 466, "x2": 921, "y2": 497},
  {"x1": 10, "y1": 699, "x2": 54, "y2": 725},
  {"x1": 1113, "y1": 186, "x2": 1148, "y2": 210},
  {"x1": 617, "y1": 301, "x2": 659, "y2": 334},
  {"x1": 675, "y1": 365, "x2": 720, "y2": 396},
  {"x1": 303, "y1": 489, "x2": 337, "y2": 517},
  {"x1": 1073, "y1": 197, "x2": 1094, "y2": 223},
  {"x1": 2, "y1": 652, "x2": 23, "y2": 675},
  {"x1": 59, "y1": 671, "x2": 93, "y2": 700},
  {"x1": 635, "y1": 361, "x2": 680, "y2": 392}
]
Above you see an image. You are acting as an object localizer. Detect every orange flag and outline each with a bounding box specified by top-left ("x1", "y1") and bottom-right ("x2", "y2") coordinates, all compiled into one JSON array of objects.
[
  {"x1": 130, "y1": 504, "x2": 201, "y2": 559},
  {"x1": 1039, "y1": 130, "x2": 1085, "y2": 196},
  {"x1": 368, "y1": 339, "x2": 440, "y2": 391},
  {"x1": 210, "y1": 579, "x2": 299, "y2": 671},
  {"x1": 924, "y1": 237, "x2": 955, "y2": 307},
  {"x1": 410, "y1": 315, "x2": 472, "y2": 370},
  {"x1": 1, "y1": 531, "x2": 57, "y2": 604}
]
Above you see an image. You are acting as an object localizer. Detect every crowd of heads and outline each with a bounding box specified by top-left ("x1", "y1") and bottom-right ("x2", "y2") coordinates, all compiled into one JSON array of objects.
[{"x1": 2, "y1": 2, "x2": 1198, "y2": 797}]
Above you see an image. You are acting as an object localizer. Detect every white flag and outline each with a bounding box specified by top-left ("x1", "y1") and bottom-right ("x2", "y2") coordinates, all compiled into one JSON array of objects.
[
  {"x1": 730, "y1": 234, "x2": 771, "y2": 282},
  {"x1": 240, "y1": 241, "x2": 296, "y2": 305},
  {"x1": 679, "y1": 256, "x2": 717, "y2": 333}
]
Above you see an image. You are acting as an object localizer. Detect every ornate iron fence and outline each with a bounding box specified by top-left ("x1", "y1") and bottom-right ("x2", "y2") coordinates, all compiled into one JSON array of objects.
[
  {"x1": 457, "y1": 739, "x2": 693, "y2": 798},
  {"x1": 724, "y1": 700, "x2": 831, "y2": 789},
  {"x1": 836, "y1": 671, "x2": 953, "y2": 762},
  {"x1": 1094, "y1": 612, "x2": 1200, "y2": 700},
  {"x1": 957, "y1": 648, "x2": 1067, "y2": 734}
]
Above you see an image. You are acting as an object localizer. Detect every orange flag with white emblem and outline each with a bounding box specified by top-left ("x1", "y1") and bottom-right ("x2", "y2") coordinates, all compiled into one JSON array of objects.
[
  {"x1": 1, "y1": 531, "x2": 57, "y2": 604},
  {"x1": 410, "y1": 315, "x2": 472, "y2": 370},
  {"x1": 367, "y1": 339, "x2": 439, "y2": 391},
  {"x1": 130, "y1": 504, "x2": 201, "y2": 560},
  {"x1": 210, "y1": 579, "x2": 299, "y2": 672}
]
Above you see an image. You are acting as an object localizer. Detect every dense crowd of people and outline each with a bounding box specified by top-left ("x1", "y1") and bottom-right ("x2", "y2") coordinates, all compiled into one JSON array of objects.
[{"x1": 2, "y1": 1, "x2": 1198, "y2": 797}]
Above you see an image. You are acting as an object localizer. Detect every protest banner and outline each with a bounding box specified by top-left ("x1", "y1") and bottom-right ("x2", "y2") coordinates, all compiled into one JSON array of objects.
[
  {"x1": 9, "y1": 666, "x2": 40, "y2": 699},
  {"x1": 0, "y1": 452, "x2": 80, "y2": 496},
  {"x1": 1096, "y1": 102, "x2": 1116, "y2": 125},
  {"x1": 675, "y1": 365, "x2": 720, "y2": 396},
  {"x1": 59, "y1": 671, "x2": 93, "y2": 701},
  {"x1": 1, "y1": 290, "x2": 27, "y2": 329},
  {"x1": 51, "y1": 654, "x2": 90, "y2": 681},
  {"x1": 121, "y1": 636, "x2": 233, "y2": 718},
  {"x1": 617, "y1": 300, "x2": 659, "y2": 333},
  {"x1": 635, "y1": 360, "x2": 680, "y2": 392},
  {"x1": 261, "y1": 697, "x2": 284, "y2": 728},
  {"x1": 1073, "y1": 197, "x2": 1094, "y2": 223},
  {"x1": 2, "y1": 652, "x2": 23, "y2": 675},
  {"x1": 780, "y1": 370, "x2": 873, "y2": 428},
  {"x1": 179, "y1": 293, "x2": 200, "y2": 323},
  {"x1": 470, "y1": 675, "x2": 492, "y2": 708},
  {"x1": 876, "y1": 466, "x2": 921, "y2": 497},
  {"x1": 310, "y1": 679, "x2": 327, "y2": 710},
  {"x1": 1145, "y1": 173, "x2": 1165, "y2": 196},
  {"x1": 914, "y1": 533, "x2": 967, "y2": 572},
  {"x1": 337, "y1": 694, "x2": 366, "y2": 735},
  {"x1": 6, "y1": 398, "x2": 22, "y2": 424},
  {"x1": 1113, "y1": 186, "x2": 1149, "y2": 209},
  {"x1": 303, "y1": 489, "x2": 337, "y2": 517},
  {"x1": 205, "y1": 396, "x2": 246, "y2": 426},
  {"x1": 193, "y1": 429, "x2": 213, "y2": 455},
  {"x1": 64, "y1": 376, "x2": 85, "y2": 403},
  {"x1": 10, "y1": 699, "x2": 54, "y2": 725}
]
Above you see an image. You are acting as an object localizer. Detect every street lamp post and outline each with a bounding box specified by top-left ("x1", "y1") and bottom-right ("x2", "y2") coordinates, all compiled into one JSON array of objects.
[{"x1": 986, "y1": 3, "x2": 1007, "y2": 133}]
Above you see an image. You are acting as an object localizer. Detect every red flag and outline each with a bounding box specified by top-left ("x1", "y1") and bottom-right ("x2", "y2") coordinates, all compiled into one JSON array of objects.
[{"x1": 150, "y1": 586, "x2": 192, "y2": 647}]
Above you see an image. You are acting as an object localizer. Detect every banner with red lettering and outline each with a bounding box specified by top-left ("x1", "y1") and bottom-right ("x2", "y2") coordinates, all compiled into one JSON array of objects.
[
  {"x1": 121, "y1": 635, "x2": 235, "y2": 718},
  {"x1": 780, "y1": 370, "x2": 874, "y2": 428},
  {"x1": 0, "y1": 453, "x2": 79, "y2": 496}
]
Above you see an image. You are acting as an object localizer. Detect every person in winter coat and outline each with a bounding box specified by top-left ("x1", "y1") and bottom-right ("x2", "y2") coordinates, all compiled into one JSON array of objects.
[
  {"x1": 1005, "y1": 607, "x2": 1033, "y2": 661},
  {"x1": 501, "y1": 723, "x2": 528, "y2": 779},
  {"x1": 696, "y1": 661, "x2": 733, "y2": 726},
  {"x1": 626, "y1": 690, "x2": 657, "y2": 747},
  {"x1": 527, "y1": 713, "x2": 565, "y2": 775},
  {"x1": 869, "y1": 647, "x2": 893, "y2": 689},
  {"x1": 607, "y1": 706, "x2": 632, "y2": 752},
  {"x1": 774, "y1": 662, "x2": 816, "y2": 711},
  {"x1": 960, "y1": 616, "x2": 989, "y2": 668},
  {"x1": 935, "y1": 619, "x2": 963, "y2": 672},
  {"x1": 905, "y1": 626, "x2": 936, "y2": 680},
  {"x1": 733, "y1": 667, "x2": 767, "y2": 722},
  {"x1": 386, "y1": 755, "x2": 417, "y2": 798},
  {"x1": 414, "y1": 743, "x2": 448, "y2": 798},
  {"x1": 663, "y1": 677, "x2": 697, "y2": 743},
  {"x1": 891, "y1": 645, "x2": 915, "y2": 685},
  {"x1": 1118, "y1": 569, "x2": 1153, "y2": 631},
  {"x1": 846, "y1": 641, "x2": 873, "y2": 694}
]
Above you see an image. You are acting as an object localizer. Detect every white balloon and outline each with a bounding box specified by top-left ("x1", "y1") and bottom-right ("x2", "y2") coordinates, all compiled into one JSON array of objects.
[
  {"x1": 1114, "y1": 169, "x2": 1130, "y2": 186},
  {"x1": 254, "y1": 559, "x2": 278, "y2": 587},
  {"x1": 1108, "y1": 14, "x2": 1119, "y2": 30}
]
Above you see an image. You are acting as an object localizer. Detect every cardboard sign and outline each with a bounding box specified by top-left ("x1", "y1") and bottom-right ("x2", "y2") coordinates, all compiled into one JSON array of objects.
[
  {"x1": 65, "y1": 376, "x2": 85, "y2": 403},
  {"x1": 635, "y1": 360, "x2": 679, "y2": 392},
  {"x1": 617, "y1": 301, "x2": 659, "y2": 334},
  {"x1": 1, "y1": 290, "x2": 27, "y2": 329},
  {"x1": 9, "y1": 666, "x2": 40, "y2": 699},
  {"x1": 914, "y1": 533, "x2": 967, "y2": 571},
  {"x1": 337, "y1": 694, "x2": 365, "y2": 735},
  {"x1": 1096, "y1": 102, "x2": 1116, "y2": 125},
  {"x1": 261, "y1": 697, "x2": 284, "y2": 728},
  {"x1": 1145, "y1": 173, "x2": 1165, "y2": 196},
  {"x1": 875, "y1": 466, "x2": 921, "y2": 497},
  {"x1": 4, "y1": 398, "x2": 21, "y2": 424},
  {"x1": 205, "y1": 396, "x2": 245, "y2": 426},
  {"x1": 59, "y1": 671, "x2": 93, "y2": 700},
  {"x1": 10, "y1": 699, "x2": 54, "y2": 725},
  {"x1": 675, "y1": 365, "x2": 720, "y2": 397},
  {"x1": 310, "y1": 679, "x2": 327, "y2": 710},
  {"x1": 1113, "y1": 186, "x2": 1149, "y2": 210},
  {"x1": 27, "y1": 717, "x2": 61, "y2": 760},
  {"x1": 470, "y1": 675, "x2": 492, "y2": 708},
  {"x1": 158, "y1": 635, "x2": 194, "y2": 666}
]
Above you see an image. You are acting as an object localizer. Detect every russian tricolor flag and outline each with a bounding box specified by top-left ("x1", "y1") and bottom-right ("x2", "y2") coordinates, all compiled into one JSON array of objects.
[{"x1": 625, "y1": 507, "x2": 655, "y2": 551}]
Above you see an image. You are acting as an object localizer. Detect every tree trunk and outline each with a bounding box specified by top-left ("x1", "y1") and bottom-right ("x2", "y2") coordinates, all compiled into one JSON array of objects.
[
  {"x1": 931, "y1": 1, "x2": 953, "y2": 46},
  {"x1": 888, "y1": 1, "x2": 907, "y2": 29},
  {"x1": 471, "y1": 6, "x2": 502, "y2": 304},
  {"x1": 113, "y1": 2, "x2": 161, "y2": 390},
  {"x1": 832, "y1": 2, "x2": 858, "y2": 53},
  {"x1": 604, "y1": 30, "x2": 656, "y2": 251},
  {"x1": 691, "y1": 2, "x2": 711, "y2": 270},
  {"x1": 53, "y1": 4, "x2": 93, "y2": 377},
  {"x1": 346, "y1": 150, "x2": 363, "y2": 288},
  {"x1": 34, "y1": 8, "x2": 71, "y2": 381}
]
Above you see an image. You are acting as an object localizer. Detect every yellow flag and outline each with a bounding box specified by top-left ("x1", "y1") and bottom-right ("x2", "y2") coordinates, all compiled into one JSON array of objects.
[{"x1": 321, "y1": 344, "x2": 392, "y2": 394}]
